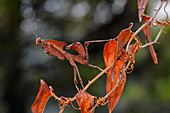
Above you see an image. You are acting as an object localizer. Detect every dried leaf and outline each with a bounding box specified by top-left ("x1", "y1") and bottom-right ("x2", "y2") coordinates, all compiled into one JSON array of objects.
[
  {"x1": 106, "y1": 60, "x2": 126, "y2": 113},
  {"x1": 103, "y1": 40, "x2": 117, "y2": 73},
  {"x1": 32, "y1": 80, "x2": 52, "y2": 113},
  {"x1": 103, "y1": 40, "x2": 126, "y2": 113},
  {"x1": 76, "y1": 90, "x2": 94, "y2": 113},
  {"x1": 143, "y1": 15, "x2": 158, "y2": 64},
  {"x1": 117, "y1": 23, "x2": 133, "y2": 54},
  {"x1": 138, "y1": 0, "x2": 148, "y2": 22}
]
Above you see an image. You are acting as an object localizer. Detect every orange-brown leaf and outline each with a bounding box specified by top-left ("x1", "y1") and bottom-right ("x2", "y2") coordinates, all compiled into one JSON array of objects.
[
  {"x1": 76, "y1": 90, "x2": 94, "y2": 113},
  {"x1": 32, "y1": 80, "x2": 52, "y2": 113},
  {"x1": 143, "y1": 15, "x2": 158, "y2": 64},
  {"x1": 107, "y1": 60, "x2": 126, "y2": 113},
  {"x1": 103, "y1": 40, "x2": 117, "y2": 72},
  {"x1": 103, "y1": 40, "x2": 126, "y2": 113},
  {"x1": 138, "y1": 0, "x2": 148, "y2": 22},
  {"x1": 117, "y1": 23, "x2": 133, "y2": 54}
]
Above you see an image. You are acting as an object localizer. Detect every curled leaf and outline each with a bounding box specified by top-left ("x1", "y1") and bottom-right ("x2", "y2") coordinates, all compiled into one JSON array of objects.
[
  {"x1": 76, "y1": 90, "x2": 94, "y2": 113},
  {"x1": 143, "y1": 15, "x2": 158, "y2": 64},
  {"x1": 32, "y1": 80, "x2": 52, "y2": 113},
  {"x1": 117, "y1": 23, "x2": 133, "y2": 54}
]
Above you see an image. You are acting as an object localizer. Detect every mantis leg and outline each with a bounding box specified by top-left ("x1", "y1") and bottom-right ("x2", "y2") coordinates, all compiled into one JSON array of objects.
[
  {"x1": 84, "y1": 39, "x2": 116, "y2": 73},
  {"x1": 84, "y1": 39, "x2": 113, "y2": 61},
  {"x1": 86, "y1": 63, "x2": 104, "y2": 72},
  {"x1": 73, "y1": 67, "x2": 79, "y2": 91},
  {"x1": 73, "y1": 65, "x2": 84, "y2": 90}
]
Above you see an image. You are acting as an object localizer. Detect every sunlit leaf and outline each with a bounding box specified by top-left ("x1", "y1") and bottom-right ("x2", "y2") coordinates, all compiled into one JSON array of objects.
[
  {"x1": 116, "y1": 23, "x2": 133, "y2": 57},
  {"x1": 103, "y1": 40, "x2": 117, "y2": 72},
  {"x1": 138, "y1": 0, "x2": 148, "y2": 22},
  {"x1": 103, "y1": 40, "x2": 126, "y2": 113},
  {"x1": 76, "y1": 90, "x2": 94, "y2": 113},
  {"x1": 143, "y1": 15, "x2": 158, "y2": 64},
  {"x1": 31, "y1": 80, "x2": 52, "y2": 113}
]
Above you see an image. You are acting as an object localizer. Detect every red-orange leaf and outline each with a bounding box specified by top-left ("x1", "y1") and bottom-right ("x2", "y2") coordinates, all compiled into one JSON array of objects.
[
  {"x1": 138, "y1": 0, "x2": 148, "y2": 22},
  {"x1": 103, "y1": 40, "x2": 126, "y2": 113},
  {"x1": 143, "y1": 15, "x2": 158, "y2": 64},
  {"x1": 32, "y1": 80, "x2": 52, "y2": 113},
  {"x1": 76, "y1": 90, "x2": 94, "y2": 113},
  {"x1": 103, "y1": 40, "x2": 117, "y2": 73},
  {"x1": 117, "y1": 23, "x2": 133, "y2": 54}
]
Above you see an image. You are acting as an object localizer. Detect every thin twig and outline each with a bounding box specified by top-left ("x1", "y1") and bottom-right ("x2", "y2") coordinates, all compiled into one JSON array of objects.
[
  {"x1": 163, "y1": 0, "x2": 168, "y2": 21},
  {"x1": 89, "y1": 2, "x2": 164, "y2": 112},
  {"x1": 68, "y1": 1, "x2": 165, "y2": 104},
  {"x1": 83, "y1": 60, "x2": 115, "y2": 91},
  {"x1": 59, "y1": 107, "x2": 65, "y2": 113},
  {"x1": 69, "y1": 59, "x2": 118, "y2": 103},
  {"x1": 50, "y1": 2, "x2": 167, "y2": 112},
  {"x1": 125, "y1": 1, "x2": 163, "y2": 52},
  {"x1": 86, "y1": 63, "x2": 106, "y2": 73},
  {"x1": 51, "y1": 93, "x2": 60, "y2": 100}
]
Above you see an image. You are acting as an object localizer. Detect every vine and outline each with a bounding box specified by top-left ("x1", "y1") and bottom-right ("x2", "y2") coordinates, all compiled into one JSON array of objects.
[{"x1": 32, "y1": 0, "x2": 169, "y2": 113}]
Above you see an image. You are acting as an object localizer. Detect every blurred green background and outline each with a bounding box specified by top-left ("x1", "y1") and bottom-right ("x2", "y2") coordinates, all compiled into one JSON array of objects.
[{"x1": 0, "y1": 0, "x2": 170, "y2": 113}]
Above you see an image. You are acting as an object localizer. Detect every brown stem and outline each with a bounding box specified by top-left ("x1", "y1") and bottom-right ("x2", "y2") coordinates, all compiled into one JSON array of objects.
[
  {"x1": 59, "y1": 107, "x2": 65, "y2": 113},
  {"x1": 125, "y1": 1, "x2": 163, "y2": 52}
]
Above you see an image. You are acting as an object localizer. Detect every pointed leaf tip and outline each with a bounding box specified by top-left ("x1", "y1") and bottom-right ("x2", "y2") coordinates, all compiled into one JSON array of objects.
[
  {"x1": 142, "y1": 15, "x2": 158, "y2": 64},
  {"x1": 32, "y1": 80, "x2": 52, "y2": 113},
  {"x1": 138, "y1": 0, "x2": 148, "y2": 22}
]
